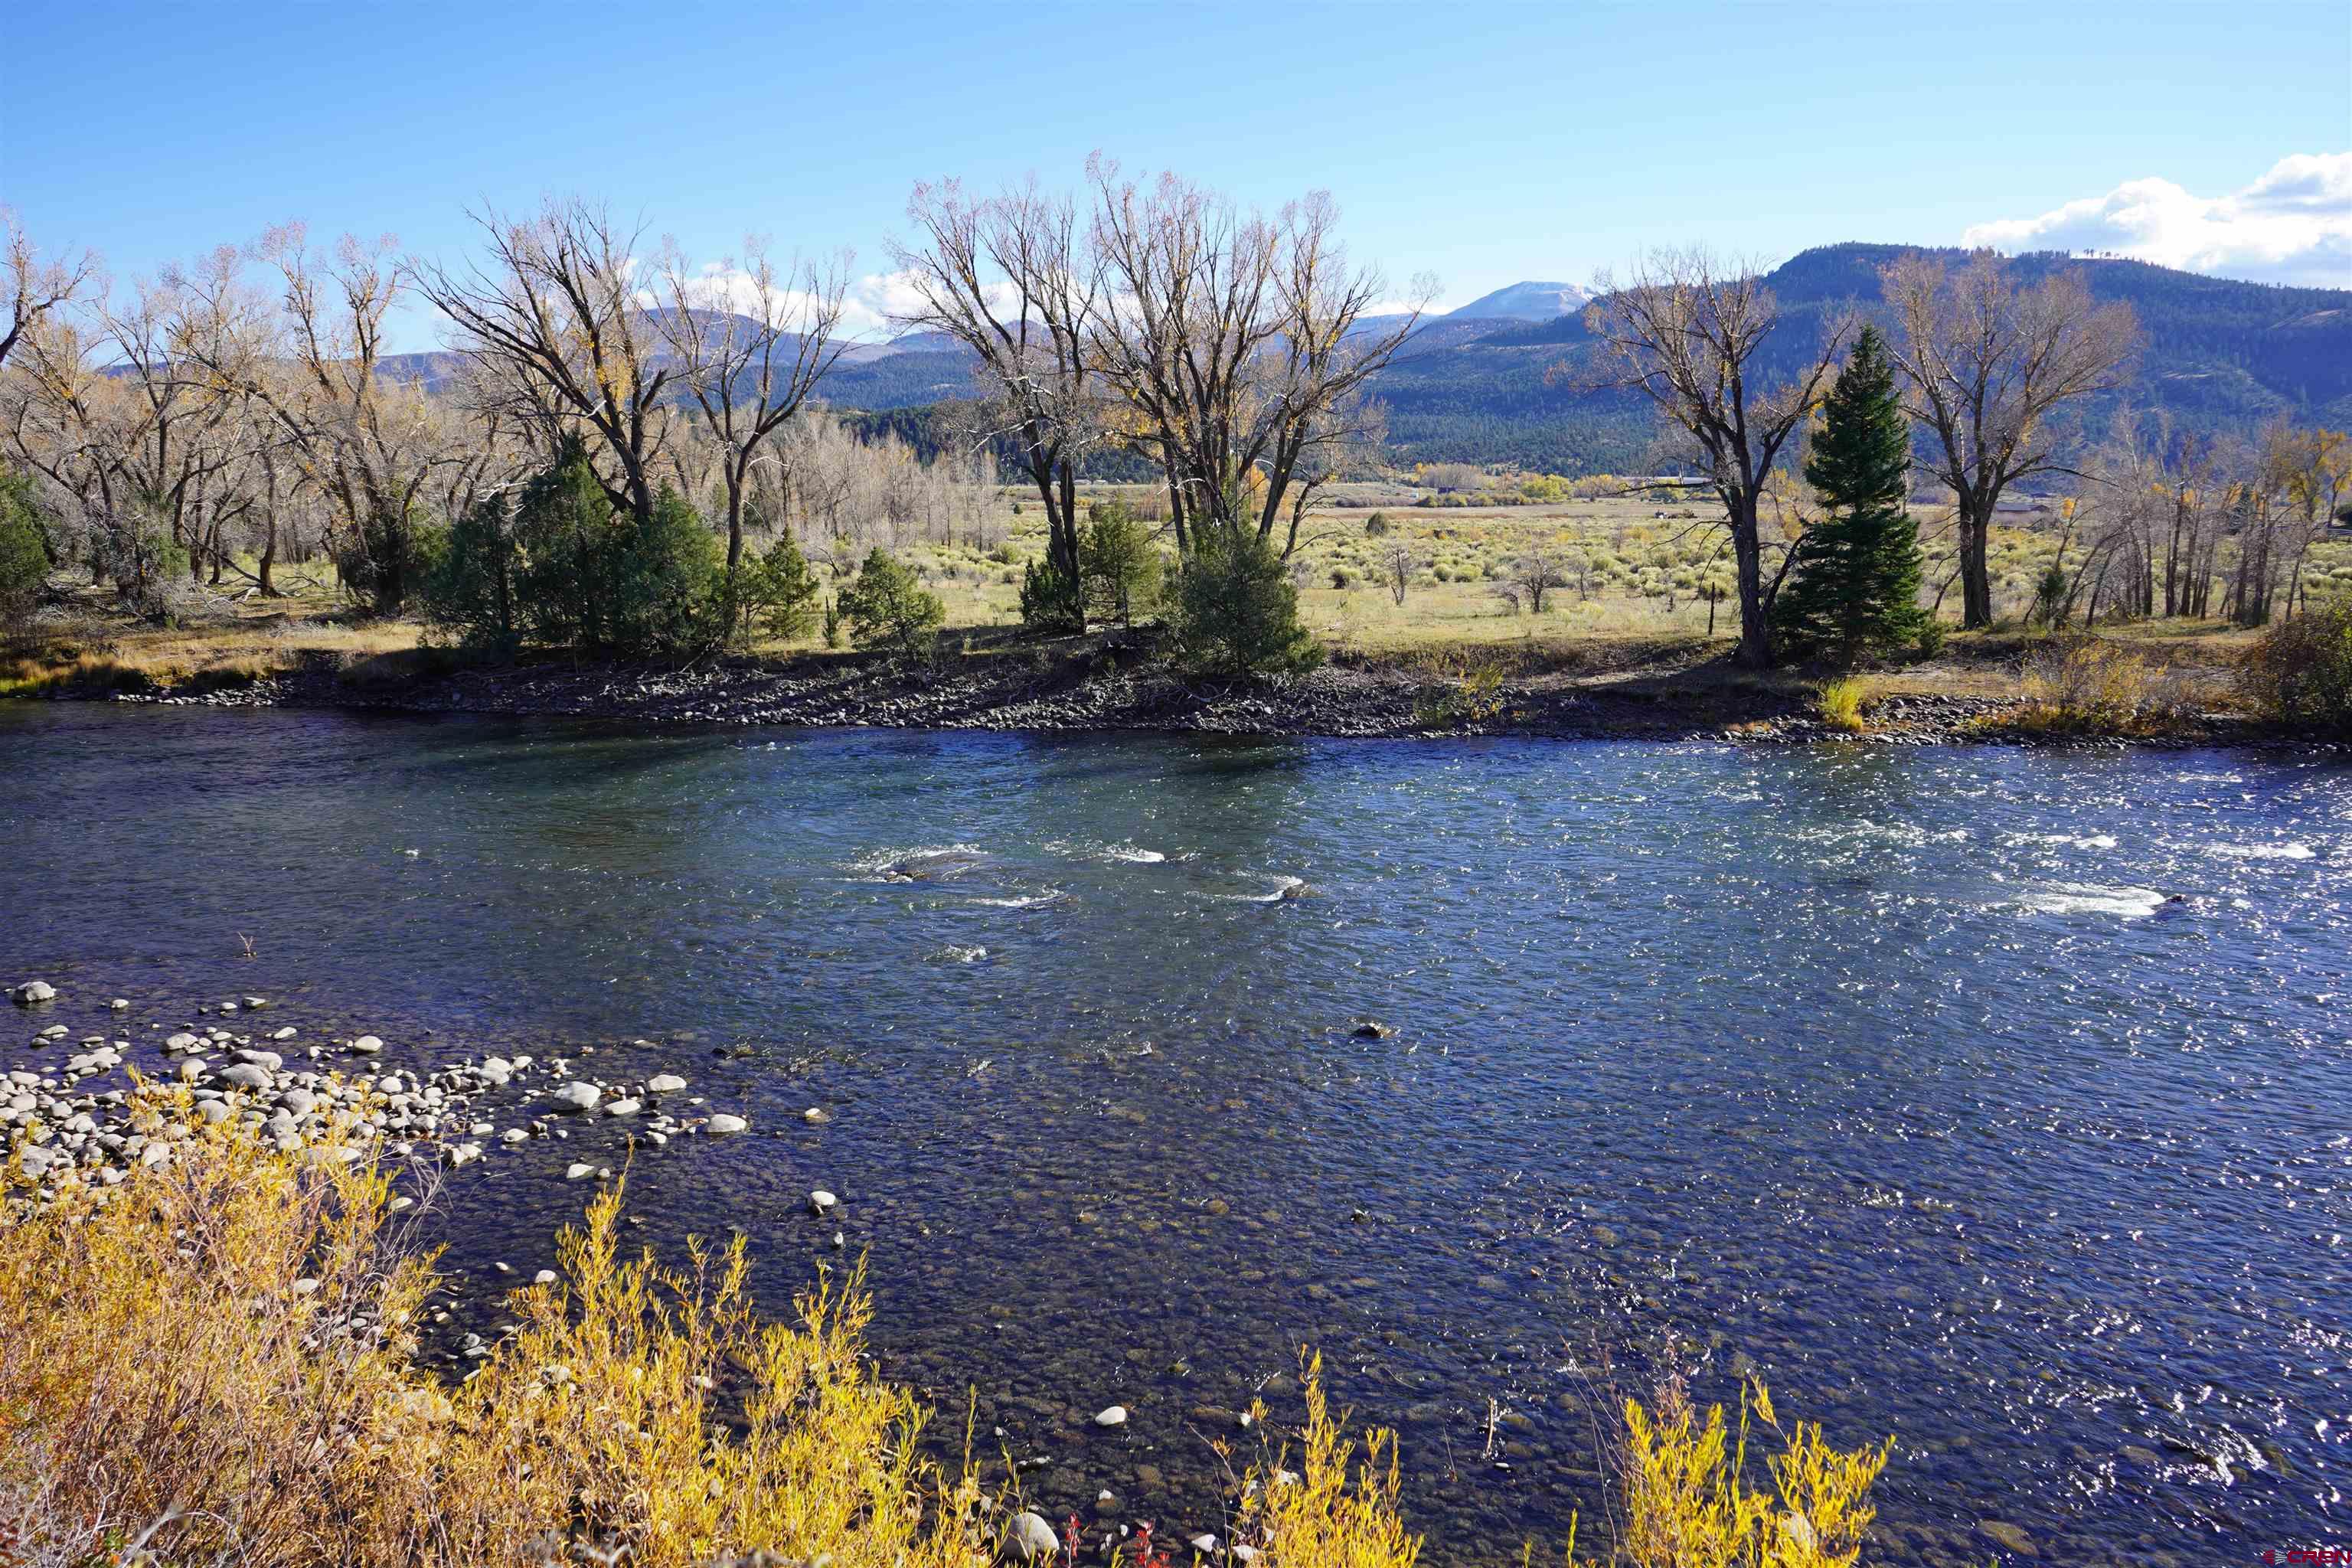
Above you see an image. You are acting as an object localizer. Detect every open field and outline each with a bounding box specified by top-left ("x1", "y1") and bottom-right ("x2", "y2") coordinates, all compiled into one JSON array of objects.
[{"x1": 11, "y1": 486, "x2": 2341, "y2": 730}]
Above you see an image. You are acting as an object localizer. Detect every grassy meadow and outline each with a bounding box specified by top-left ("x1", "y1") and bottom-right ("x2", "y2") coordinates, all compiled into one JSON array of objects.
[{"x1": 11, "y1": 482, "x2": 2342, "y2": 720}]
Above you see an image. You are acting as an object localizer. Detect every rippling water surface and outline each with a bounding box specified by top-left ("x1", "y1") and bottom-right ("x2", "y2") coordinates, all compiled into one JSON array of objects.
[{"x1": 4, "y1": 704, "x2": 2347, "y2": 1565}]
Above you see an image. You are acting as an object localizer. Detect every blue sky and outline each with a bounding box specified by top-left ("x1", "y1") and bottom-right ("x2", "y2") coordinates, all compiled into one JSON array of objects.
[{"x1": 5, "y1": 0, "x2": 2347, "y2": 349}]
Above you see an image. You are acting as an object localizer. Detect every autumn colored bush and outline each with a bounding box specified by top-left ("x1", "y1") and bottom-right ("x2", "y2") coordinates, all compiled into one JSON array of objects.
[{"x1": 0, "y1": 1093, "x2": 988, "y2": 1568}]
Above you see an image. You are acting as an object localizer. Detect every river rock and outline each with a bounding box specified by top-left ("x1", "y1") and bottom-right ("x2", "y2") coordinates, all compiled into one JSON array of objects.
[
  {"x1": 1002, "y1": 1511, "x2": 1058, "y2": 1562},
  {"x1": 109, "y1": 998, "x2": 130, "y2": 1011},
  {"x1": 645, "y1": 1073, "x2": 687, "y2": 1093},
  {"x1": 603, "y1": 1097, "x2": 642, "y2": 1118},
  {"x1": 707, "y1": 1112, "x2": 747, "y2": 1135},
  {"x1": 11, "y1": 981, "x2": 57, "y2": 1004},
  {"x1": 555, "y1": 1082, "x2": 601, "y2": 1112},
  {"x1": 349, "y1": 1035, "x2": 384, "y2": 1054},
  {"x1": 808, "y1": 1188, "x2": 838, "y2": 1215},
  {"x1": 1978, "y1": 1521, "x2": 2033, "y2": 1555},
  {"x1": 219, "y1": 1063, "x2": 273, "y2": 1091},
  {"x1": 1093, "y1": 1404, "x2": 1128, "y2": 1427}
]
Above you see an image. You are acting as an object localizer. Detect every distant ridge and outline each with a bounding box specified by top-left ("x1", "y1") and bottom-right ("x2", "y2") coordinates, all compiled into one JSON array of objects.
[{"x1": 1446, "y1": 280, "x2": 1590, "y2": 321}]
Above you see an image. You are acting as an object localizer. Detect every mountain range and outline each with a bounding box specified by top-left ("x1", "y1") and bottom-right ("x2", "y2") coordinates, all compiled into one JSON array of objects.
[
  {"x1": 810, "y1": 244, "x2": 2351, "y2": 472},
  {"x1": 378, "y1": 245, "x2": 2350, "y2": 475}
]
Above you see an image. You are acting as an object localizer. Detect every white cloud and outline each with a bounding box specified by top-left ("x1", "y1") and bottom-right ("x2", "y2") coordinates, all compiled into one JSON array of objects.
[{"x1": 1962, "y1": 152, "x2": 2352, "y2": 289}]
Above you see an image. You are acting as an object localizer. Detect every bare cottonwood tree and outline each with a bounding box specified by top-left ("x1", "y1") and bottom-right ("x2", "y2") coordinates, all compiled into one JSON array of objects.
[
  {"x1": 229, "y1": 228, "x2": 488, "y2": 609},
  {"x1": 1880, "y1": 251, "x2": 2138, "y2": 630},
  {"x1": 649, "y1": 238, "x2": 850, "y2": 593},
  {"x1": 1084, "y1": 163, "x2": 1432, "y2": 553},
  {"x1": 2, "y1": 210, "x2": 100, "y2": 373},
  {"x1": 413, "y1": 198, "x2": 678, "y2": 529},
  {"x1": 1505, "y1": 550, "x2": 1568, "y2": 614},
  {"x1": 95, "y1": 263, "x2": 243, "y2": 581},
  {"x1": 1583, "y1": 248, "x2": 1854, "y2": 666},
  {"x1": 891, "y1": 178, "x2": 1104, "y2": 607}
]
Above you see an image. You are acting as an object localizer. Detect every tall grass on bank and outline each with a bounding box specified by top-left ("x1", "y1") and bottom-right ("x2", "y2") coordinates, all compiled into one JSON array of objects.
[
  {"x1": 2013, "y1": 637, "x2": 2197, "y2": 736},
  {"x1": 1815, "y1": 678, "x2": 1870, "y2": 733},
  {"x1": 2, "y1": 1096, "x2": 1892, "y2": 1566}
]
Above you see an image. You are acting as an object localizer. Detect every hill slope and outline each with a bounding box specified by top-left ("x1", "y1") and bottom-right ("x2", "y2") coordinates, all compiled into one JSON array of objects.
[{"x1": 1402, "y1": 244, "x2": 2352, "y2": 469}]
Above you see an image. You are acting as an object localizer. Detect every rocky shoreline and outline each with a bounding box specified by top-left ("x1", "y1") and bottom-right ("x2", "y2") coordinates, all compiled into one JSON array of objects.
[
  {"x1": 2, "y1": 976, "x2": 1269, "y2": 1563},
  {"x1": 34, "y1": 636, "x2": 2330, "y2": 750},
  {"x1": 2, "y1": 978, "x2": 753, "y2": 1210}
]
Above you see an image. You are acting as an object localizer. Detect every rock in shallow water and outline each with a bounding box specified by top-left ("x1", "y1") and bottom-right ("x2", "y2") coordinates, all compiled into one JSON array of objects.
[
  {"x1": 11, "y1": 981, "x2": 57, "y2": 1005},
  {"x1": 1003, "y1": 1511, "x2": 1058, "y2": 1562},
  {"x1": 707, "y1": 1112, "x2": 748, "y2": 1135}
]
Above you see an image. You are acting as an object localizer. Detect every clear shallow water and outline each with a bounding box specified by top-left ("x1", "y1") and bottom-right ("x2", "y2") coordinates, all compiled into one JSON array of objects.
[{"x1": 3, "y1": 704, "x2": 2348, "y2": 1566}]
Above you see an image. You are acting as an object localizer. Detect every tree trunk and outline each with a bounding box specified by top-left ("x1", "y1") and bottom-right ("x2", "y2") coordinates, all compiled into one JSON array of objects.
[
  {"x1": 1731, "y1": 493, "x2": 1773, "y2": 668},
  {"x1": 1958, "y1": 496, "x2": 1994, "y2": 629}
]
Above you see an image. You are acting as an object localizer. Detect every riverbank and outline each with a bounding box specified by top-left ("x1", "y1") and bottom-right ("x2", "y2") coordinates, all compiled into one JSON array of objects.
[{"x1": 7, "y1": 620, "x2": 2331, "y2": 750}]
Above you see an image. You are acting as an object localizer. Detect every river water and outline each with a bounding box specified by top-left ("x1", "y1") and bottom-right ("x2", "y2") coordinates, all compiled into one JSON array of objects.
[{"x1": 2, "y1": 704, "x2": 2347, "y2": 1564}]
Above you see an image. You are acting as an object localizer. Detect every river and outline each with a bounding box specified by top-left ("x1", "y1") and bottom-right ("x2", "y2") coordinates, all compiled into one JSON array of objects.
[{"x1": 2, "y1": 703, "x2": 2346, "y2": 1564}]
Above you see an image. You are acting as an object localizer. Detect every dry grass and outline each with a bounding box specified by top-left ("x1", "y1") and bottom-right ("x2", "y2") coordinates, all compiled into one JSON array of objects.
[
  {"x1": 1815, "y1": 678, "x2": 1870, "y2": 733},
  {"x1": 2011, "y1": 637, "x2": 2202, "y2": 736}
]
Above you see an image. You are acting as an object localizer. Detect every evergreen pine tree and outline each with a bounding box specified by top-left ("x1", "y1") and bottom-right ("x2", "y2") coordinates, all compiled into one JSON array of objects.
[{"x1": 1771, "y1": 325, "x2": 1932, "y2": 666}]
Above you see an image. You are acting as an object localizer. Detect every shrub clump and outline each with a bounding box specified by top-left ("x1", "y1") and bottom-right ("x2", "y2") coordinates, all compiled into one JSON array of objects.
[
  {"x1": 2014, "y1": 637, "x2": 2197, "y2": 736},
  {"x1": 2239, "y1": 594, "x2": 2352, "y2": 733},
  {"x1": 423, "y1": 438, "x2": 726, "y2": 658},
  {"x1": 1017, "y1": 557, "x2": 1084, "y2": 635},
  {"x1": 0, "y1": 1094, "x2": 989, "y2": 1568},
  {"x1": 1817, "y1": 676, "x2": 1869, "y2": 733},
  {"x1": 1169, "y1": 528, "x2": 1321, "y2": 676},
  {"x1": 1079, "y1": 501, "x2": 1162, "y2": 628},
  {"x1": 0, "y1": 467, "x2": 52, "y2": 633},
  {"x1": 838, "y1": 547, "x2": 946, "y2": 653}
]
